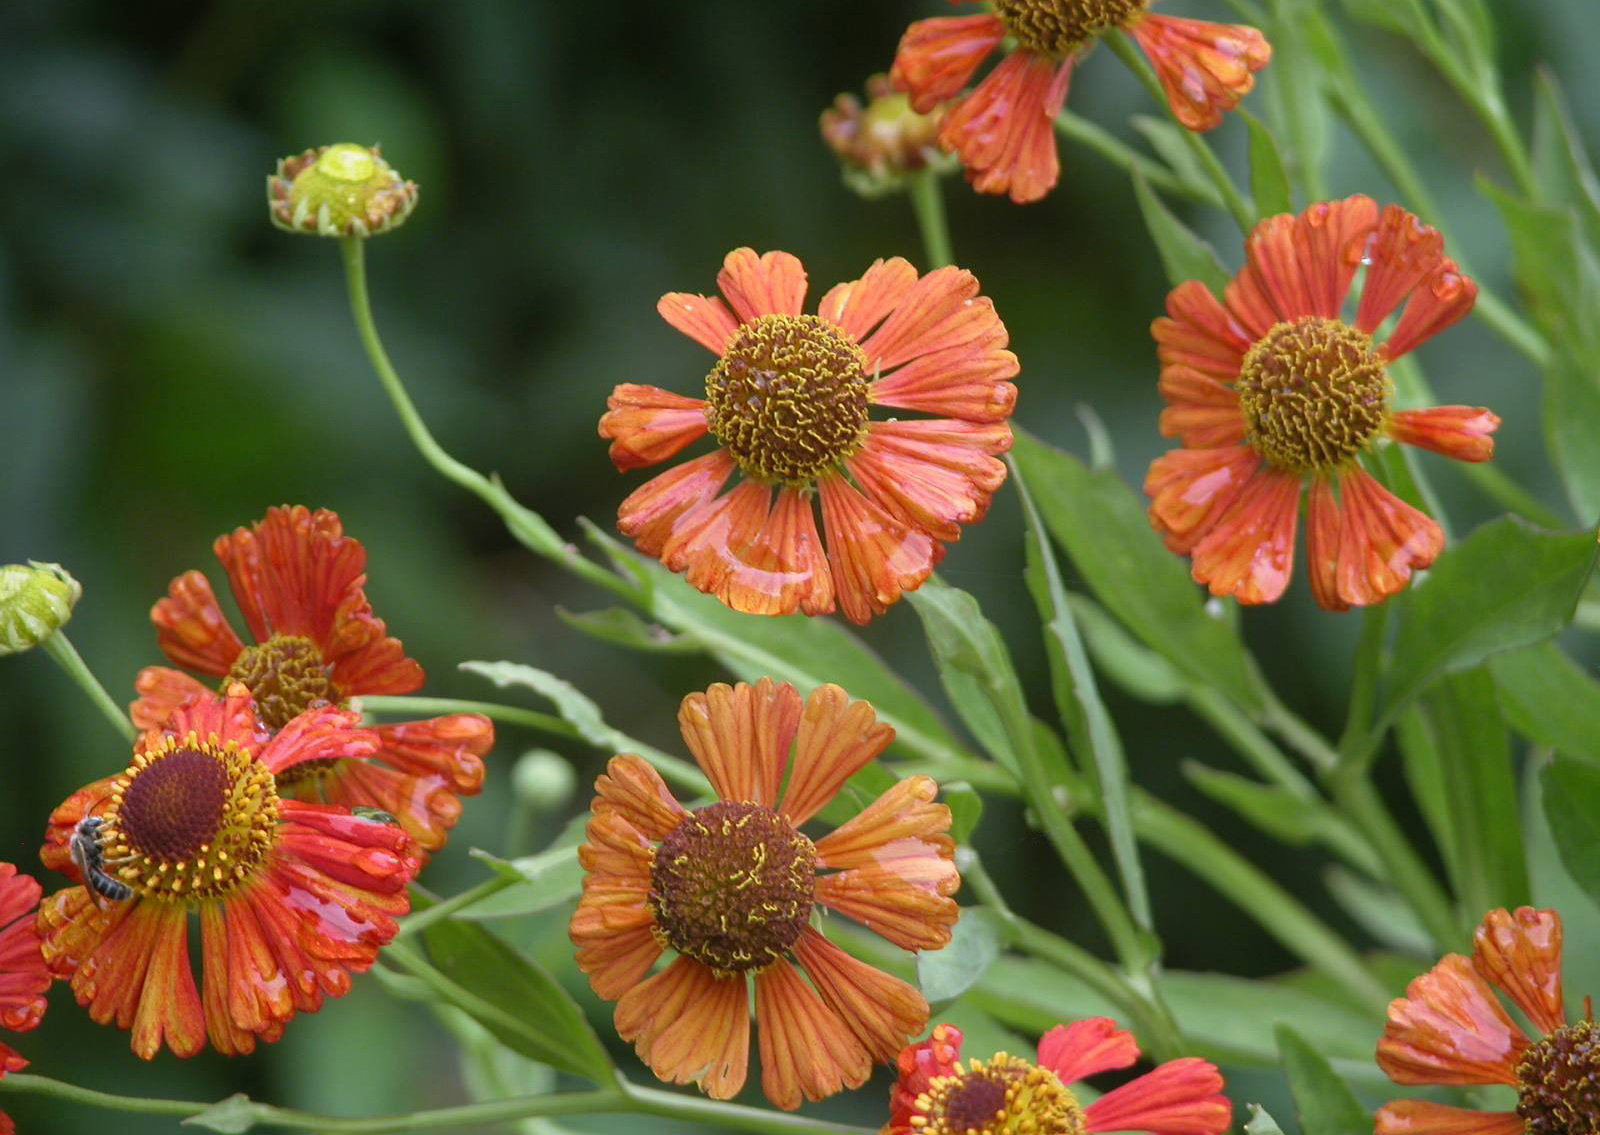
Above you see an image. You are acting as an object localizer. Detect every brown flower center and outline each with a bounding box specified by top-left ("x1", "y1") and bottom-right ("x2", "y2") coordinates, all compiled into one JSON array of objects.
[
  {"x1": 647, "y1": 800, "x2": 816, "y2": 975},
  {"x1": 994, "y1": 0, "x2": 1151, "y2": 57},
  {"x1": 1518, "y1": 1020, "x2": 1600, "y2": 1135},
  {"x1": 224, "y1": 634, "x2": 339, "y2": 731},
  {"x1": 98, "y1": 733, "x2": 279, "y2": 902},
  {"x1": 916, "y1": 1054, "x2": 1086, "y2": 1135},
  {"x1": 1235, "y1": 316, "x2": 1390, "y2": 474},
  {"x1": 704, "y1": 313, "x2": 870, "y2": 485}
]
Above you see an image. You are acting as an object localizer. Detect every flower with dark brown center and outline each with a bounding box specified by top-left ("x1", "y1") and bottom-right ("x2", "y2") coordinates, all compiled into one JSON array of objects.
[
  {"x1": 994, "y1": 0, "x2": 1150, "y2": 56},
  {"x1": 918, "y1": 1054, "x2": 1087, "y2": 1135},
  {"x1": 1518, "y1": 1020, "x2": 1600, "y2": 1135},
  {"x1": 223, "y1": 634, "x2": 339, "y2": 731}
]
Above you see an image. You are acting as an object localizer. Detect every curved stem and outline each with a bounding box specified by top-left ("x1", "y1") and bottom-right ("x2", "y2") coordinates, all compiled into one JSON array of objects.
[
  {"x1": 1054, "y1": 113, "x2": 1218, "y2": 205},
  {"x1": 623, "y1": 1083, "x2": 875, "y2": 1135},
  {"x1": 908, "y1": 170, "x2": 953, "y2": 268},
  {"x1": 41, "y1": 632, "x2": 135, "y2": 743}
]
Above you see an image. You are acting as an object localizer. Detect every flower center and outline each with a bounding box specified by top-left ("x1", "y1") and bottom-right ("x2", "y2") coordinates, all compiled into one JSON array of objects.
[
  {"x1": 647, "y1": 799, "x2": 817, "y2": 975},
  {"x1": 994, "y1": 0, "x2": 1151, "y2": 56},
  {"x1": 915, "y1": 1055, "x2": 1087, "y2": 1135},
  {"x1": 1518, "y1": 1020, "x2": 1600, "y2": 1135},
  {"x1": 1235, "y1": 316, "x2": 1390, "y2": 474},
  {"x1": 704, "y1": 313, "x2": 870, "y2": 485},
  {"x1": 224, "y1": 634, "x2": 339, "y2": 731},
  {"x1": 98, "y1": 734, "x2": 279, "y2": 902}
]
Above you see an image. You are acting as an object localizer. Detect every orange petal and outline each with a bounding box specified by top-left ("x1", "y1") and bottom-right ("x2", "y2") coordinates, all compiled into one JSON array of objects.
[
  {"x1": 617, "y1": 450, "x2": 736, "y2": 557},
  {"x1": 200, "y1": 901, "x2": 285, "y2": 1056},
  {"x1": 888, "y1": 1023, "x2": 966, "y2": 1135},
  {"x1": 1238, "y1": 195, "x2": 1377, "y2": 324},
  {"x1": 1188, "y1": 465, "x2": 1301, "y2": 604},
  {"x1": 615, "y1": 957, "x2": 750, "y2": 1100},
  {"x1": 598, "y1": 384, "x2": 710, "y2": 472},
  {"x1": 1038, "y1": 1017, "x2": 1140, "y2": 1084},
  {"x1": 1144, "y1": 445, "x2": 1262, "y2": 554},
  {"x1": 1158, "y1": 365, "x2": 1246, "y2": 447},
  {"x1": 657, "y1": 291, "x2": 741, "y2": 355},
  {"x1": 889, "y1": 13, "x2": 1007, "y2": 113},
  {"x1": 678, "y1": 678, "x2": 803, "y2": 807},
  {"x1": 939, "y1": 49, "x2": 1071, "y2": 204},
  {"x1": 1356, "y1": 204, "x2": 1447, "y2": 333},
  {"x1": 815, "y1": 862, "x2": 960, "y2": 952},
  {"x1": 1389, "y1": 406, "x2": 1499, "y2": 463},
  {"x1": 309, "y1": 759, "x2": 461, "y2": 854},
  {"x1": 1377, "y1": 954, "x2": 1528, "y2": 1085},
  {"x1": 814, "y1": 775, "x2": 955, "y2": 873},
  {"x1": 151, "y1": 685, "x2": 267, "y2": 756},
  {"x1": 1084, "y1": 1056, "x2": 1232, "y2": 1135},
  {"x1": 1382, "y1": 259, "x2": 1478, "y2": 360},
  {"x1": 861, "y1": 264, "x2": 1010, "y2": 372},
  {"x1": 1131, "y1": 14, "x2": 1271, "y2": 132},
  {"x1": 151, "y1": 569, "x2": 244, "y2": 676},
  {"x1": 1153, "y1": 279, "x2": 1254, "y2": 378},
  {"x1": 1473, "y1": 906, "x2": 1566, "y2": 1036},
  {"x1": 40, "y1": 774, "x2": 122, "y2": 879},
  {"x1": 372, "y1": 714, "x2": 492, "y2": 794},
  {"x1": 754, "y1": 959, "x2": 872, "y2": 1109},
  {"x1": 818, "y1": 475, "x2": 942, "y2": 625},
  {"x1": 782, "y1": 684, "x2": 895, "y2": 825},
  {"x1": 817, "y1": 257, "x2": 920, "y2": 342},
  {"x1": 717, "y1": 248, "x2": 807, "y2": 323},
  {"x1": 848, "y1": 430, "x2": 1007, "y2": 541},
  {"x1": 1322, "y1": 469, "x2": 1443, "y2": 609},
  {"x1": 1377, "y1": 1100, "x2": 1524, "y2": 1135},
  {"x1": 577, "y1": 811, "x2": 658, "y2": 888},
  {"x1": 0, "y1": 868, "x2": 48, "y2": 1038},
  {"x1": 665, "y1": 485, "x2": 835, "y2": 618},
  {"x1": 130, "y1": 666, "x2": 210, "y2": 732},
  {"x1": 1306, "y1": 477, "x2": 1345, "y2": 612},
  {"x1": 258, "y1": 703, "x2": 379, "y2": 776},
  {"x1": 792, "y1": 927, "x2": 929, "y2": 1062},
  {"x1": 594, "y1": 752, "x2": 689, "y2": 840},
  {"x1": 869, "y1": 340, "x2": 1019, "y2": 421}
]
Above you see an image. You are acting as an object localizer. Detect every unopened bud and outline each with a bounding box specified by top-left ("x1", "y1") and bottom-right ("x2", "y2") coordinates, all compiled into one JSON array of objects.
[
  {"x1": 0, "y1": 562, "x2": 81, "y2": 655},
  {"x1": 820, "y1": 74, "x2": 954, "y2": 197},
  {"x1": 512, "y1": 749, "x2": 578, "y2": 813},
  {"x1": 267, "y1": 143, "x2": 418, "y2": 238}
]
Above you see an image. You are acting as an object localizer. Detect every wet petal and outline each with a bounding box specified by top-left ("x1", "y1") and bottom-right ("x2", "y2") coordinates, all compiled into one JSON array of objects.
[
  {"x1": 1378, "y1": 953, "x2": 1528, "y2": 1085},
  {"x1": 678, "y1": 678, "x2": 803, "y2": 807},
  {"x1": 1131, "y1": 14, "x2": 1272, "y2": 132},
  {"x1": 1473, "y1": 906, "x2": 1566, "y2": 1036},
  {"x1": 938, "y1": 50, "x2": 1071, "y2": 204},
  {"x1": 889, "y1": 13, "x2": 1007, "y2": 113},
  {"x1": 599, "y1": 384, "x2": 710, "y2": 472}
]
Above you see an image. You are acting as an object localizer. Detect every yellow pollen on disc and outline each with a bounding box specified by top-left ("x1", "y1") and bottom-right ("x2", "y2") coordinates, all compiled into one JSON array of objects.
[
  {"x1": 1517, "y1": 1019, "x2": 1600, "y2": 1135},
  {"x1": 1235, "y1": 315, "x2": 1391, "y2": 475},
  {"x1": 913, "y1": 1054, "x2": 1087, "y2": 1135},
  {"x1": 704, "y1": 313, "x2": 871, "y2": 486},
  {"x1": 647, "y1": 800, "x2": 817, "y2": 976},
  {"x1": 993, "y1": 0, "x2": 1152, "y2": 57},
  {"x1": 97, "y1": 732, "x2": 280, "y2": 903},
  {"x1": 224, "y1": 633, "x2": 339, "y2": 731}
]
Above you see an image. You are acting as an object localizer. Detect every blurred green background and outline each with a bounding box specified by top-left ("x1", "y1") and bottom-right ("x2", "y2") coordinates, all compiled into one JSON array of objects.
[{"x1": 3, "y1": 1, "x2": 1597, "y2": 1131}]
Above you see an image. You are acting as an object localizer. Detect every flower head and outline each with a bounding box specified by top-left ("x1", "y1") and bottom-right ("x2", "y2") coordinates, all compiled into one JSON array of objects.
[
  {"x1": 268, "y1": 143, "x2": 418, "y2": 238},
  {"x1": 1377, "y1": 907, "x2": 1592, "y2": 1135},
  {"x1": 0, "y1": 863, "x2": 50, "y2": 1135},
  {"x1": 600, "y1": 250, "x2": 1017, "y2": 623},
  {"x1": 39, "y1": 687, "x2": 421, "y2": 1058},
  {"x1": 0, "y1": 561, "x2": 81, "y2": 656},
  {"x1": 1146, "y1": 197, "x2": 1498, "y2": 608},
  {"x1": 570, "y1": 678, "x2": 961, "y2": 1108},
  {"x1": 886, "y1": 1019, "x2": 1232, "y2": 1135},
  {"x1": 821, "y1": 74, "x2": 955, "y2": 196},
  {"x1": 131, "y1": 505, "x2": 493, "y2": 852},
  {"x1": 891, "y1": 2, "x2": 1270, "y2": 203}
]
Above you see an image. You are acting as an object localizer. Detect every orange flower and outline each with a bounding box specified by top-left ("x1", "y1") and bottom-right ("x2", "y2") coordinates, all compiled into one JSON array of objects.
[
  {"x1": 886, "y1": 1020, "x2": 1232, "y2": 1135},
  {"x1": 39, "y1": 687, "x2": 420, "y2": 1059},
  {"x1": 1377, "y1": 907, "x2": 1591, "y2": 1135},
  {"x1": 570, "y1": 679, "x2": 960, "y2": 1108},
  {"x1": 132, "y1": 505, "x2": 493, "y2": 852},
  {"x1": 891, "y1": 1, "x2": 1270, "y2": 203},
  {"x1": 0, "y1": 864, "x2": 49, "y2": 1135},
  {"x1": 599, "y1": 249, "x2": 1017, "y2": 624},
  {"x1": 1146, "y1": 197, "x2": 1499, "y2": 608}
]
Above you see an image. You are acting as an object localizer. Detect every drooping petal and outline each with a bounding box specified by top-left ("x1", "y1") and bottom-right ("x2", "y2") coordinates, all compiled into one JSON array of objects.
[
  {"x1": 274, "y1": 801, "x2": 420, "y2": 909},
  {"x1": 869, "y1": 340, "x2": 1020, "y2": 421},
  {"x1": 1376, "y1": 1100, "x2": 1524, "y2": 1135},
  {"x1": 1319, "y1": 469, "x2": 1443, "y2": 610},
  {"x1": 1377, "y1": 953, "x2": 1528, "y2": 1085},
  {"x1": 1084, "y1": 1057, "x2": 1233, "y2": 1135},
  {"x1": 130, "y1": 665, "x2": 211, "y2": 732},
  {"x1": 1037, "y1": 1017, "x2": 1140, "y2": 1085},
  {"x1": 781, "y1": 683, "x2": 894, "y2": 825},
  {"x1": 592, "y1": 752, "x2": 689, "y2": 841},
  {"x1": 615, "y1": 957, "x2": 751, "y2": 1101},
  {"x1": 889, "y1": 13, "x2": 1007, "y2": 113},
  {"x1": 814, "y1": 775, "x2": 956, "y2": 877},
  {"x1": 678, "y1": 678, "x2": 804, "y2": 808},
  {"x1": 0, "y1": 867, "x2": 48, "y2": 1040},
  {"x1": 572, "y1": 814, "x2": 661, "y2": 1001},
  {"x1": 599, "y1": 384, "x2": 710, "y2": 472},
  {"x1": 1237, "y1": 195, "x2": 1378, "y2": 325},
  {"x1": 938, "y1": 49, "x2": 1071, "y2": 204},
  {"x1": 792, "y1": 928, "x2": 929, "y2": 1062},
  {"x1": 617, "y1": 450, "x2": 736, "y2": 557},
  {"x1": 716, "y1": 248, "x2": 808, "y2": 323},
  {"x1": 1188, "y1": 465, "x2": 1302, "y2": 604},
  {"x1": 657, "y1": 291, "x2": 741, "y2": 355},
  {"x1": 307, "y1": 759, "x2": 460, "y2": 855},
  {"x1": 200, "y1": 900, "x2": 288, "y2": 1056},
  {"x1": 1130, "y1": 14, "x2": 1272, "y2": 132},
  {"x1": 1153, "y1": 279, "x2": 1254, "y2": 378},
  {"x1": 1306, "y1": 477, "x2": 1345, "y2": 612},
  {"x1": 258, "y1": 703, "x2": 380, "y2": 776},
  {"x1": 1382, "y1": 260, "x2": 1478, "y2": 360},
  {"x1": 659, "y1": 481, "x2": 786, "y2": 612},
  {"x1": 754, "y1": 959, "x2": 873, "y2": 1110},
  {"x1": 817, "y1": 257, "x2": 920, "y2": 342},
  {"x1": 848, "y1": 427, "x2": 1008, "y2": 541},
  {"x1": 818, "y1": 474, "x2": 941, "y2": 625},
  {"x1": 151, "y1": 570, "x2": 245, "y2": 676},
  {"x1": 372, "y1": 714, "x2": 492, "y2": 795},
  {"x1": 1472, "y1": 906, "x2": 1566, "y2": 1037},
  {"x1": 152, "y1": 683, "x2": 267, "y2": 756},
  {"x1": 1144, "y1": 445, "x2": 1263, "y2": 555},
  {"x1": 815, "y1": 861, "x2": 961, "y2": 952},
  {"x1": 1356, "y1": 205, "x2": 1447, "y2": 334},
  {"x1": 1388, "y1": 406, "x2": 1499, "y2": 462}
]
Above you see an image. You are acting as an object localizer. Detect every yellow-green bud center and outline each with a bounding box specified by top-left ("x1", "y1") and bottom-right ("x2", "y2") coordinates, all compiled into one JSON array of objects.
[
  {"x1": 269, "y1": 142, "x2": 418, "y2": 239},
  {"x1": 1518, "y1": 1020, "x2": 1600, "y2": 1135},
  {"x1": 915, "y1": 1054, "x2": 1087, "y2": 1135},
  {"x1": 704, "y1": 313, "x2": 870, "y2": 485},
  {"x1": 994, "y1": 0, "x2": 1151, "y2": 56},
  {"x1": 1236, "y1": 316, "x2": 1389, "y2": 474}
]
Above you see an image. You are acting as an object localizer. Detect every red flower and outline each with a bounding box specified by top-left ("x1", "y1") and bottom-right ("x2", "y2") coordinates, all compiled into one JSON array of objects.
[
  {"x1": 39, "y1": 687, "x2": 421, "y2": 1059},
  {"x1": 1377, "y1": 906, "x2": 1592, "y2": 1135},
  {"x1": 0, "y1": 864, "x2": 49, "y2": 1135},
  {"x1": 132, "y1": 505, "x2": 493, "y2": 852},
  {"x1": 886, "y1": 1019, "x2": 1232, "y2": 1135},
  {"x1": 1146, "y1": 197, "x2": 1498, "y2": 608},
  {"x1": 600, "y1": 250, "x2": 1017, "y2": 623},
  {"x1": 891, "y1": 1, "x2": 1270, "y2": 203}
]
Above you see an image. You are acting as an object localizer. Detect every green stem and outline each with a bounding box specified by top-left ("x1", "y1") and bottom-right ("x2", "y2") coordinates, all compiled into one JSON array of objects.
[
  {"x1": 41, "y1": 632, "x2": 135, "y2": 743},
  {"x1": 1186, "y1": 685, "x2": 1325, "y2": 787},
  {"x1": 359, "y1": 694, "x2": 579, "y2": 740},
  {"x1": 1053, "y1": 113, "x2": 1219, "y2": 205},
  {"x1": 1338, "y1": 604, "x2": 1388, "y2": 754},
  {"x1": 908, "y1": 170, "x2": 954, "y2": 268},
  {"x1": 1328, "y1": 773, "x2": 1461, "y2": 949},
  {"x1": 622, "y1": 1083, "x2": 874, "y2": 1135},
  {"x1": 1106, "y1": 31, "x2": 1256, "y2": 232},
  {"x1": 1455, "y1": 461, "x2": 1568, "y2": 530},
  {"x1": 397, "y1": 875, "x2": 518, "y2": 939}
]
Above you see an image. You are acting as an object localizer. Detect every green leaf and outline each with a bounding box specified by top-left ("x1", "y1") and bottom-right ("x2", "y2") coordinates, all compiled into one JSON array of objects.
[
  {"x1": 1379, "y1": 519, "x2": 1598, "y2": 724},
  {"x1": 1541, "y1": 757, "x2": 1600, "y2": 908},
  {"x1": 1242, "y1": 110, "x2": 1294, "y2": 217},
  {"x1": 1182, "y1": 762, "x2": 1379, "y2": 874},
  {"x1": 1395, "y1": 707, "x2": 1460, "y2": 890},
  {"x1": 1531, "y1": 68, "x2": 1600, "y2": 249},
  {"x1": 1543, "y1": 357, "x2": 1600, "y2": 524},
  {"x1": 1340, "y1": 0, "x2": 1433, "y2": 41},
  {"x1": 1526, "y1": 760, "x2": 1600, "y2": 1001},
  {"x1": 1069, "y1": 595, "x2": 1187, "y2": 704},
  {"x1": 1012, "y1": 430, "x2": 1263, "y2": 712},
  {"x1": 1323, "y1": 866, "x2": 1432, "y2": 956},
  {"x1": 1132, "y1": 116, "x2": 1224, "y2": 204},
  {"x1": 183, "y1": 1095, "x2": 261, "y2": 1133},
  {"x1": 420, "y1": 920, "x2": 615, "y2": 1083},
  {"x1": 1245, "y1": 1105, "x2": 1288, "y2": 1135},
  {"x1": 945, "y1": 781, "x2": 984, "y2": 845},
  {"x1": 1132, "y1": 171, "x2": 1231, "y2": 295},
  {"x1": 468, "y1": 843, "x2": 585, "y2": 921},
  {"x1": 556, "y1": 605, "x2": 702, "y2": 654},
  {"x1": 1276, "y1": 1023, "x2": 1371, "y2": 1135},
  {"x1": 917, "y1": 908, "x2": 1011, "y2": 1003},
  {"x1": 1490, "y1": 642, "x2": 1600, "y2": 765}
]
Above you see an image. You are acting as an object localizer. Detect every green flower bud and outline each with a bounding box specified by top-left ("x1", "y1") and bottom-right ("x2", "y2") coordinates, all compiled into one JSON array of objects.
[
  {"x1": 0, "y1": 562, "x2": 81, "y2": 655},
  {"x1": 267, "y1": 143, "x2": 418, "y2": 238},
  {"x1": 820, "y1": 74, "x2": 956, "y2": 199},
  {"x1": 512, "y1": 749, "x2": 578, "y2": 813}
]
